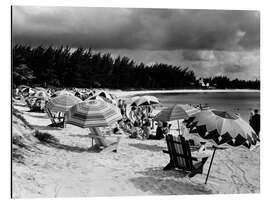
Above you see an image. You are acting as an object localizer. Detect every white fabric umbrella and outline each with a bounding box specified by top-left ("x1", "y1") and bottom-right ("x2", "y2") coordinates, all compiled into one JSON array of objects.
[{"x1": 131, "y1": 95, "x2": 160, "y2": 106}]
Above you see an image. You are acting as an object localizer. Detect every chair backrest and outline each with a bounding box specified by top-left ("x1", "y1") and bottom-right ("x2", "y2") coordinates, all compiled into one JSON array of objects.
[
  {"x1": 45, "y1": 107, "x2": 56, "y2": 125},
  {"x1": 165, "y1": 134, "x2": 193, "y2": 170}
]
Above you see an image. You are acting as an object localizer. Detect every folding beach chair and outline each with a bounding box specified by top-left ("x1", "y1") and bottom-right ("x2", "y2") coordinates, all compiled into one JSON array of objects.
[
  {"x1": 163, "y1": 134, "x2": 209, "y2": 177},
  {"x1": 45, "y1": 107, "x2": 64, "y2": 128}
]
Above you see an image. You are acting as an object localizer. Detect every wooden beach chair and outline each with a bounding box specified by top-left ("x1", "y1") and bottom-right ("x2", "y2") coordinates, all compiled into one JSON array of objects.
[
  {"x1": 45, "y1": 107, "x2": 64, "y2": 128},
  {"x1": 163, "y1": 134, "x2": 209, "y2": 177}
]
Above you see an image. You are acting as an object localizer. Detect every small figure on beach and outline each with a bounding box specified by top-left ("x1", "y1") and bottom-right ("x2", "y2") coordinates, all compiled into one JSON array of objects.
[
  {"x1": 148, "y1": 121, "x2": 164, "y2": 140},
  {"x1": 249, "y1": 109, "x2": 260, "y2": 136},
  {"x1": 142, "y1": 118, "x2": 151, "y2": 139}
]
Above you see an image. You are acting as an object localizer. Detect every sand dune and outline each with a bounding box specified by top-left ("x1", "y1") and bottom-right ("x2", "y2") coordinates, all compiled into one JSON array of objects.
[{"x1": 12, "y1": 100, "x2": 259, "y2": 198}]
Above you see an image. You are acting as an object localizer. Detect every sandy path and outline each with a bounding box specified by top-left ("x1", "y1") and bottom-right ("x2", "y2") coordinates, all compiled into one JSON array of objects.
[{"x1": 12, "y1": 103, "x2": 260, "y2": 198}]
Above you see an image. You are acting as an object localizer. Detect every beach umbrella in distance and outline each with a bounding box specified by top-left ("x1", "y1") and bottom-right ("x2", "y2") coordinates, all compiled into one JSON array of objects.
[
  {"x1": 21, "y1": 87, "x2": 36, "y2": 96},
  {"x1": 34, "y1": 87, "x2": 46, "y2": 92},
  {"x1": 184, "y1": 110, "x2": 260, "y2": 184},
  {"x1": 130, "y1": 96, "x2": 140, "y2": 104},
  {"x1": 29, "y1": 90, "x2": 50, "y2": 100},
  {"x1": 154, "y1": 104, "x2": 200, "y2": 134},
  {"x1": 46, "y1": 94, "x2": 82, "y2": 113},
  {"x1": 97, "y1": 91, "x2": 113, "y2": 100},
  {"x1": 131, "y1": 95, "x2": 160, "y2": 106},
  {"x1": 66, "y1": 100, "x2": 122, "y2": 128},
  {"x1": 51, "y1": 90, "x2": 74, "y2": 98}
]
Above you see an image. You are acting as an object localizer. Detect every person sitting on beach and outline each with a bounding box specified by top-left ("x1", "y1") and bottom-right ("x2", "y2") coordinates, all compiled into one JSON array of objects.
[
  {"x1": 129, "y1": 106, "x2": 137, "y2": 122},
  {"x1": 117, "y1": 118, "x2": 133, "y2": 134},
  {"x1": 142, "y1": 118, "x2": 151, "y2": 139},
  {"x1": 162, "y1": 122, "x2": 171, "y2": 136},
  {"x1": 250, "y1": 109, "x2": 260, "y2": 136},
  {"x1": 129, "y1": 119, "x2": 143, "y2": 139},
  {"x1": 121, "y1": 100, "x2": 127, "y2": 117},
  {"x1": 148, "y1": 121, "x2": 165, "y2": 140}
]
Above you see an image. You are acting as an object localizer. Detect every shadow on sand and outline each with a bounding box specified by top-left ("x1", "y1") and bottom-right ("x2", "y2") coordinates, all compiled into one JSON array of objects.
[
  {"x1": 46, "y1": 142, "x2": 102, "y2": 153},
  {"x1": 28, "y1": 114, "x2": 48, "y2": 119},
  {"x1": 32, "y1": 125, "x2": 63, "y2": 131},
  {"x1": 128, "y1": 143, "x2": 166, "y2": 152},
  {"x1": 129, "y1": 167, "x2": 212, "y2": 195},
  {"x1": 68, "y1": 134, "x2": 90, "y2": 139}
]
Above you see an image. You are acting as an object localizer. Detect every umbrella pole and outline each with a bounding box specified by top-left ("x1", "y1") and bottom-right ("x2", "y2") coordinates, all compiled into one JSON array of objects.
[
  {"x1": 177, "y1": 120, "x2": 181, "y2": 136},
  {"x1": 205, "y1": 146, "x2": 217, "y2": 184}
]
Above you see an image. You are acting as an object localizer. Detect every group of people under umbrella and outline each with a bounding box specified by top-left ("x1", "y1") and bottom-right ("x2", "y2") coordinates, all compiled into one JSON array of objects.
[{"x1": 14, "y1": 86, "x2": 260, "y2": 184}]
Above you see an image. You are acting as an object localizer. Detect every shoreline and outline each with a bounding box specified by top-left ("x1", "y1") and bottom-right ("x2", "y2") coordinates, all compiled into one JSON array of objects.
[{"x1": 109, "y1": 89, "x2": 260, "y2": 97}]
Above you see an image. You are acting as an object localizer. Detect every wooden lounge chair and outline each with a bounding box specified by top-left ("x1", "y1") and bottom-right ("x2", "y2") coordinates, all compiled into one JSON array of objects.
[{"x1": 163, "y1": 134, "x2": 209, "y2": 177}]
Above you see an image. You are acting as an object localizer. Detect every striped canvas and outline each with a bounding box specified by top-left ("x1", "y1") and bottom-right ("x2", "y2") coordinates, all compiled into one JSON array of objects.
[
  {"x1": 154, "y1": 104, "x2": 200, "y2": 121},
  {"x1": 45, "y1": 95, "x2": 82, "y2": 112},
  {"x1": 66, "y1": 100, "x2": 122, "y2": 128},
  {"x1": 184, "y1": 110, "x2": 260, "y2": 149}
]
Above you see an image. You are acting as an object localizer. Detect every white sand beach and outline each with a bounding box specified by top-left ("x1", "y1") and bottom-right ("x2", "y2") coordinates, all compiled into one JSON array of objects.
[{"x1": 12, "y1": 98, "x2": 260, "y2": 198}]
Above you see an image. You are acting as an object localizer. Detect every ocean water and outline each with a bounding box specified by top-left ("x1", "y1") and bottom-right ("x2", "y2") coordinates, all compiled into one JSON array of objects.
[{"x1": 138, "y1": 92, "x2": 260, "y2": 122}]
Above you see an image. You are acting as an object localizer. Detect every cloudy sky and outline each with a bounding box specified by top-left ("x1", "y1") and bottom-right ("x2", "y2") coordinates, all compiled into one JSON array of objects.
[{"x1": 12, "y1": 6, "x2": 260, "y2": 80}]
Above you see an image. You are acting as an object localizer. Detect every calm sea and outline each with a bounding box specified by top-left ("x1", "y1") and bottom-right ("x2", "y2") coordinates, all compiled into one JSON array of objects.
[{"x1": 137, "y1": 92, "x2": 260, "y2": 122}]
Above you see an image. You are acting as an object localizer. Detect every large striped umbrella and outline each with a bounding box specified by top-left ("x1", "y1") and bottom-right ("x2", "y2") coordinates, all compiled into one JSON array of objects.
[
  {"x1": 154, "y1": 104, "x2": 200, "y2": 134},
  {"x1": 46, "y1": 94, "x2": 82, "y2": 113},
  {"x1": 184, "y1": 110, "x2": 260, "y2": 184},
  {"x1": 66, "y1": 100, "x2": 122, "y2": 128}
]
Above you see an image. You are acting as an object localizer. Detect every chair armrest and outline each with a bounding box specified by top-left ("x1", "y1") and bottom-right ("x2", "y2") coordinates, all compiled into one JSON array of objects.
[
  {"x1": 163, "y1": 150, "x2": 169, "y2": 154},
  {"x1": 163, "y1": 150, "x2": 198, "y2": 161}
]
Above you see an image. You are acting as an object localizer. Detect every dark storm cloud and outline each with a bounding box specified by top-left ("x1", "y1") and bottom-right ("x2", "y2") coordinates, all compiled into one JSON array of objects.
[{"x1": 12, "y1": 6, "x2": 260, "y2": 51}]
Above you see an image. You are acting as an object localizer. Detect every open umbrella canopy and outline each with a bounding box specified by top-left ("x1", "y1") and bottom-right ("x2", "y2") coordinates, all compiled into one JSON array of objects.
[
  {"x1": 184, "y1": 110, "x2": 259, "y2": 149},
  {"x1": 97, "y1": 91, "x2": 113, "y2": 100},
  {"x1": 131, "y1": 95, "x2": 160, "y2": 106},
  {"x1": 154, "y1": 104, "x2": 200, "y2": 122},
  {"x1": 29, "y1": 90, "x2": 49, "y2": 100},
  {"x1": 184, "y1": 109, "x2": 260, "y2": 184},
  {"x1": 18, "y1": 85, "x2": 31, "y2": 90},
  {"x1": 21, "y1": 87, "x2": 36, "y2": 95},
  {"x1": 66, "y1": 100, "x2": 122, "y2": 128},
  {"x1": 131, "y1": 96, "x2": 140, "y2": 102},
  {"x1": 51, "y1": 90, "x2": 74, "y2": 98},
  {"x1": 46, "y1": 94, "x2": 82, "y2": 113},
  {"x1": 34, "y1": 87, "x2": 46, "y2": 92}
]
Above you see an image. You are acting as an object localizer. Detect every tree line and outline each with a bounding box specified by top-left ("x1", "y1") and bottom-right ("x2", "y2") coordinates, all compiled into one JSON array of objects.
[{"x1": 12, "y1": 45, "x2": 260, "y2": 89}]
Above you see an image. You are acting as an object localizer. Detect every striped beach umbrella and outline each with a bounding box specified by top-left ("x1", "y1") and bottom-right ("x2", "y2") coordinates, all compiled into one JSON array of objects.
[
  {"x1": 66, "y1": 100, "x2": 122, "y2": 128},
  {"x1": 154, "y1": 104, "x2": 200, "y2": 134},
  {"x1": 154, "y1": 104, "x2": 200, "y2": 121},
  {"x1": 46, "y1": 94, "x2": 82, "y2": 113},
  {"x1": 184, "y1": 110, "x2": 260, "y2": 184}
]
